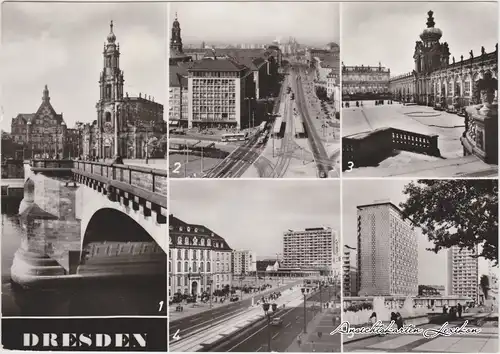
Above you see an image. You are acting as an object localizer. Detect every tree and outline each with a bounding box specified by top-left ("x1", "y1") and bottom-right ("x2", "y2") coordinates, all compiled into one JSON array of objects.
[
  {"x1": 480, "y1": 275, "x2": 490, "y2": 300},
  {"x1": 400, "y1": 180, "x2": 498, "y2": 265}
]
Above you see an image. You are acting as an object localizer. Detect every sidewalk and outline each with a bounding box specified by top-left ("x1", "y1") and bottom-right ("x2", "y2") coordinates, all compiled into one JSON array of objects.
[{"x1": 286, "y1": 308, "x2": 342, "y2": 352}]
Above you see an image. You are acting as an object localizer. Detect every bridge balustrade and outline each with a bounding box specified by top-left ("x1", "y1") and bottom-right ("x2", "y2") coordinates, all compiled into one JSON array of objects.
[{"x1": 74, "y1": 161, "x2": 168, "y2": 198}]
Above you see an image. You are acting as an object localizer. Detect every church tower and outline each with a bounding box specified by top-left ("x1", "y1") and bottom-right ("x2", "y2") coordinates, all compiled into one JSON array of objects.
[
  {"x1": 96, "y1": 21, "x2": 125, "y2": 158},
  {"x1": 169, "y1": 13, "x2": 192, "y2": 65},
  {"x1": 170, "y1": 13, "x2": 183, "y2": 54}
]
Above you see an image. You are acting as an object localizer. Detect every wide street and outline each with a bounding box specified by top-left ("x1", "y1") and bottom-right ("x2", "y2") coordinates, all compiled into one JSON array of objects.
[
  {"x1": 169, "y1": 280, "x2": 302, "y2": 342},
  {"x1": 343, "y1": 312, "x2": 498, "y2": 353},
  {"x1": 209, "y1": 285, "x2": 341, "y2": 352},
  {"x1": 292, "y1": 65, "x2": 337, "y2": 178}
]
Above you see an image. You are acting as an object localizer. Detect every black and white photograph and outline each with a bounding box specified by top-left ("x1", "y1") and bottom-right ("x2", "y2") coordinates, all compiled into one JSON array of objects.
[
  {"x1": 168, "y1": 2, "x2": 341, "y2": 178},
  {"x1": 341, "y1": 2, "x2": 498, "y2": 178},
  {"x1": 1, "y1": 2, "x2": 168, "y2": 350},
  {"x1": 168, "y1": 180, "x2": 341, "y2": 352},
  {"x1": 342, "y1": 179, "x2": 498, "y2": 353}
]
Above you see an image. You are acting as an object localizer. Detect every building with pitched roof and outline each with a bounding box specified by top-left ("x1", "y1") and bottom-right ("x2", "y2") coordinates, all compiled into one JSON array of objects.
[
  {"x1": 11, "y1": 85, "x2": 67, "y2": 158},
  {"x1": 168, "y1": 215, "x2": 233, "y2": 299}
]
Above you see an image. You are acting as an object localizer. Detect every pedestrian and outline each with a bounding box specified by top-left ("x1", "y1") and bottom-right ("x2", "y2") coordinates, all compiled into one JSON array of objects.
[
  {"x1": 297, "y1": 335, "x2": 302, "y2": 347},
  {"x1": 390, "y1": 312, "x2": 398, "y2": 324},
  {"x1": 369, "y1": 312, "x2": 377, "y2": 326},
  {"x1": 457, "y1": 303, "x2": 463, "y2": 319},
  {"x1": 396, "y1": 312, "x2": 404, "y2": 329}
]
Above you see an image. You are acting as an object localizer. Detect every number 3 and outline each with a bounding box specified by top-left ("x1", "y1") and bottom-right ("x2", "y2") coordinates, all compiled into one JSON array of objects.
[{"x1": 347, "y1": 161, "x2": 354, "y2": 172}]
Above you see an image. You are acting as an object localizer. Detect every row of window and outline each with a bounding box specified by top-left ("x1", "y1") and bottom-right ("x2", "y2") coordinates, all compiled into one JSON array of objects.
[
  {"x1": 192, "y1": 93, "x2": 236, "y2": 99},
  {"x1": 193, "y1": 106, "x2": 237, "y2": 113},
  {"x1": 192, "y1": 113, "x2": 236, "y2": 121},
  {"x1": 191, "y1": 72, "x2": 240, "y2": 78},
  {"x1": 170, "y1": 260, "x2": 231, "y2": 273}
]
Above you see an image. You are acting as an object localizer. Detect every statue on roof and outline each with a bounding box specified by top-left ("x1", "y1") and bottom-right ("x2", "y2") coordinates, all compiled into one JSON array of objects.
[
  {"x1": 481, "y1": 46, "x2": 486, "y2": 56},
  {"x1": 469, "y1": 50, "x2": 474, "y2": 59}
]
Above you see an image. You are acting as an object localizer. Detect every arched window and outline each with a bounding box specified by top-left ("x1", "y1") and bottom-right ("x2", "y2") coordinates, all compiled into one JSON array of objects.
[
  {"x1": 177, "y1": 261, "x2": 181, "y2": 272},
  {"x1": 200, "y1": 262, "x2": 204, "y2": 272},
  {"x1": 185, "y1": 250, "x2": 189, "y2": 259},
  {"x1": 168, "y1": 262, "x2": 171, "y2": 273},
  {"x1": 177, "y1": 249, "x2": 182, "y2": 259},
  {"x1": 184, "y1": 261, "x2": 188, "y2": 272},
  {"x1": 207, "y1": 262, "x2": 211, "y2": 272},
  {"x1": 105, "y1": 111, "x2": 112, "y2": 122}
]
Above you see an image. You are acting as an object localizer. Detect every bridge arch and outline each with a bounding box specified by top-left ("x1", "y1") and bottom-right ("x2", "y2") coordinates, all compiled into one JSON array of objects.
[{"x1": 82, "y1": 207, "x2": 164, "y2": 251}]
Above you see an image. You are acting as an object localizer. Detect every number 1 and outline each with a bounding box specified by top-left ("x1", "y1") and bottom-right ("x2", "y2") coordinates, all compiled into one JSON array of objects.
[{"x1": 159, "y1": 301, "x2": 164, "y2": 312}]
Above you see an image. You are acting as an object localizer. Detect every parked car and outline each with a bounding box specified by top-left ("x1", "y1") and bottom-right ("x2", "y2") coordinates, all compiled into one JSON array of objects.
[{"x1": 270, "y1": 317, "x2": 283, "y2": 326}]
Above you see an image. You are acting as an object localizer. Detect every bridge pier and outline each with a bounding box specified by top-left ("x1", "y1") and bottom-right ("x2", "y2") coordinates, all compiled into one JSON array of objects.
[{"x1": 11, "y1": 168, "x2": 82, "y2": 288}]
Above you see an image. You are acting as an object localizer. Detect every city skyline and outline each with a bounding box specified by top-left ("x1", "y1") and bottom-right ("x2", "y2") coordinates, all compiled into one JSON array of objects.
[
  {"x1": 170, "y1": 180, "x2": 341, "y2": 258},
  {"x1": 170, "y1": 2, "x2": 340, "y2": 47},
  {"x1": 343, "y1": 180, "x2": 489, "y2": 289},
  {"x1": 342, "y1": 2, "x2": 497, "y2": 77},
  {"x1": 1, "y1": 2, "x2": 166, "y2": 132}
]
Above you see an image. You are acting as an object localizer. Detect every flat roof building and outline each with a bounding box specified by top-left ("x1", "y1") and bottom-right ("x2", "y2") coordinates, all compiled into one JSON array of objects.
[
  {"x1": 447, "y1": 246, "x2": 478, "y2": 302},
  {"x1": 283, "y1": 227, "x2": 340, "y2": 276},
  {"x1": 357, "y1": 202, "x2": 418, "y2": 296}
]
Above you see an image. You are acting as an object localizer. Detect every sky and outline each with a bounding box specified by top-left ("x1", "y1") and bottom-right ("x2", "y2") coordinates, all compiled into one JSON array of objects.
[
  {"x1": 170, "y1": 180, "x2": 341, "y2": 259},
  {"x1": 170, "y1": 2, "x2": 340, "y2": 47},
  {"x1": 343, "y1": 179, "x2": 490, "y2": 289},
  {"x1": 342, "y1": 2, "x2": 498, "y2": 76},
  {"x1": 0, "y1": 2, "x2": 166, "y2": 132}
]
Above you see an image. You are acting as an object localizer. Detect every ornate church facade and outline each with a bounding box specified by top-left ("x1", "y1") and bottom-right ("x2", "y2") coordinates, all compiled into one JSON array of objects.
[
  {"x1": 390, "y1": 11, "x2": 498, "y2": 110},
  {"x1": 83, "y1": 22, "x2": 165, "y2": 159}
]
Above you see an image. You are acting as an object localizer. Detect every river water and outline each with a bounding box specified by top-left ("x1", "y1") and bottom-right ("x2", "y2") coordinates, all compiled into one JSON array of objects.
[{"x1": 1, "y1": 211, "x2": 167, "y2": 317}]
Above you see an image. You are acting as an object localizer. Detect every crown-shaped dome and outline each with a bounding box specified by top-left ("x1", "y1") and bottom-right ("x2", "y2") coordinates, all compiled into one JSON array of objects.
[
  {"x1": 420, "y1": 10, "x2": 442, "y2": 43},
  {"x1": 107, "y1": 20, "x2": 116, "y2": 43}
]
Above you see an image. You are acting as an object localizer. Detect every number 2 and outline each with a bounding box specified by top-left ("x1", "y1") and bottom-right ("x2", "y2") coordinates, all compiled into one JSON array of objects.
[{"x1": 173, "y1": 162, "x2": 181, "y2": 174}]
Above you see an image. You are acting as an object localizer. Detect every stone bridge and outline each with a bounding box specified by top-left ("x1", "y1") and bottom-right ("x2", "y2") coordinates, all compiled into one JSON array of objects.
[{"x1": 12, "y1": 159, "x2": 168, "y2": 288}]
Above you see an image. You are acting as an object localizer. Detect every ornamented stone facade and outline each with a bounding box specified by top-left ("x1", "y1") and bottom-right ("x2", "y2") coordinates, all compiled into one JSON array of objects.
[
  {"x1": 11, "y1": 86, "x2": 67, "y2": 159},
  {"x1": 84, "y1": 21, "x2": 165, "y2": 159},
  {"x1": 168, "y1": 215, "x2": 233, "y2": 299},
  {"x1": 342, "y1": 63, "x2": 391, "y2": 100},
  {"x1": 390, "y1": 10, "x2": 498, "y2": 109}
]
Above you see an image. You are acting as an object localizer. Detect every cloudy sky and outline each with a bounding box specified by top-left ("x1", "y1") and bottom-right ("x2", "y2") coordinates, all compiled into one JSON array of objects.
[
  {"x1": 343, "y1": 179, "x2": 490, "y2": 290},
  {"x1": 171, "y1": 180, "x2": 341, "y2": 259},
  {"x1": 342, "y1": 2, "x2": 498, "y2": 76},
  {"x1": 0, "y1": 2, "x2": 166, "y2": 132},
  {"x1": 170, "y1": 2, "x2": 340, "y2": 47}
]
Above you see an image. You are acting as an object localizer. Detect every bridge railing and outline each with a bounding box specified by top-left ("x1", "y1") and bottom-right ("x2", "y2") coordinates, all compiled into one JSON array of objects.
[{"x1": 73, "y1": 161, "x2": 168, "y2": 198}]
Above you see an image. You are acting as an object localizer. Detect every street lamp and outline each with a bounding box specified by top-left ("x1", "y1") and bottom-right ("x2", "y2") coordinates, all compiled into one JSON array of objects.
[
  {"x1": 262, "y1": 302, "x2": 278, "y2": 351},
  {"x1": 301, "y1": 287, "x2": 308, "y2": 333}
]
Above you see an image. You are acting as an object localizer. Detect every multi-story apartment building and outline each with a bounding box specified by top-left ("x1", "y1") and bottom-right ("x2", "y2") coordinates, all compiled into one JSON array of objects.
[
  {"x1": 283, "y1": 227, "x2": 340, "y2": 276},
  {"x1": 187, "y1": 59, "x2": 254, "y2": 130},
  {"x1": 343, "y1": 250, "x2": 358, "y2": 296},
  {"x1": 168, "y1": 215, "x2": 232, "y2": 299},
  {"x1": 447, "y1": 245, "x2": 478, "y2": 302},
  {"x1": 169, "y1": 65, "x2": 189, "y2": 128},
  {"x1": 357, "y1": 202, "x2": 418, "y2": 296},
  {"x1": 231, "y1": 250, "x2": 257, "y2": 275}
]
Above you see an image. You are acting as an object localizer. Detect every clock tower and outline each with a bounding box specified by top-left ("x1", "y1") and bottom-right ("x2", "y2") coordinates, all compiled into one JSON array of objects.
[{"x1": 96, "y1": 20, "x2": 125, "y2": 158}]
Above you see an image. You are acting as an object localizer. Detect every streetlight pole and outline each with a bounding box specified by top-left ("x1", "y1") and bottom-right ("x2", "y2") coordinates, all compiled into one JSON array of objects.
[{"x1": 301, "y1": 288, "x2": 307, "y2": 333}]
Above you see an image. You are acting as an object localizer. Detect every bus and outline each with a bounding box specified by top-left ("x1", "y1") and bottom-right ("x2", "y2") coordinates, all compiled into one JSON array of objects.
[{"x1": 221, "y1": 133, "x2": 247, "y2": 142}]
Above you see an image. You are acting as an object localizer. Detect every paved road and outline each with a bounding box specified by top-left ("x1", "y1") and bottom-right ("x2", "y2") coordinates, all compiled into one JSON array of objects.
[
  {"x1": 203, "y1": 134, "x2": 264, "y2": 178},
  {"x1": 210, "y1": 286, "x2": 341, "y2": 352},
  {"x1": 169, "y1": 281, "x2": 302, "y2": 341},
  {"x1": 292, "y1": 65, "x2": 334, "y2": 178}
]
